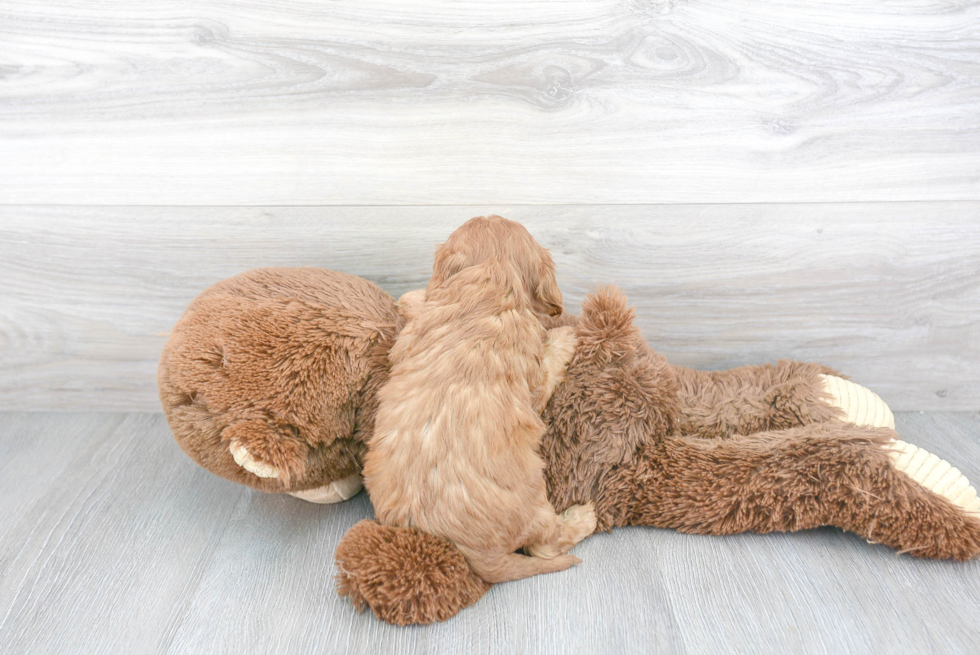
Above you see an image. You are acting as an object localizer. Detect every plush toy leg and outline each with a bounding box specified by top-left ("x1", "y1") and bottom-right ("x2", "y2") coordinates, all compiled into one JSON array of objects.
[
  {"x1": 335, "y1": 520, "x2": 491, "y2": 625},
  {"x1": 887, "y1": 441, "x2": 980, "y2": 516},
  {"x1": 818, "y1": 375, "x2": 978, "y2": 514},
  {"x1": 672, "y1": 364, "x2": 899, "y2": 442},
  {"x1": 332, "y1": 428, "x2": 980, "y2": 627},
  {"x1": 629, "y1": 423, "x2": 980, "y2": 559},
  {"x1": 671, "y1": 361, "x2": 844, "y2": 438}
]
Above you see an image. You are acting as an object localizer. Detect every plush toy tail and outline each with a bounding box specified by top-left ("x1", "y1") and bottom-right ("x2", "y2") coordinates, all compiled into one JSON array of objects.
[{"x1": 335, "y1": 520, "x2": 491, "y2": 626}]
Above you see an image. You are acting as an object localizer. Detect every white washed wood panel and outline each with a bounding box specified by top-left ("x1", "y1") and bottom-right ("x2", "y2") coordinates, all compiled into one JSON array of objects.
[
  {"x1": 1, "y1": 0, "x2": 978, "y2": 204},
  {"x1": 0, "y1": 203, "x2": 977, "y2": 411}
]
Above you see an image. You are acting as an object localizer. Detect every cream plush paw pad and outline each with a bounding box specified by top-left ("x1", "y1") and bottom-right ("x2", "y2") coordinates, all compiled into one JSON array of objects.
[
  {"x1": 229, "y1": 441, "x2": 279, "y2": 479},
  {"x1": 888, "y1": 440, "x2": 980, "y2": 516},
  {"x1": 289, "y1": 474, "x2": 363, "y2": 504},
  {"x1": 819, "y1": 375, "x2": 895, "y2": 429}
]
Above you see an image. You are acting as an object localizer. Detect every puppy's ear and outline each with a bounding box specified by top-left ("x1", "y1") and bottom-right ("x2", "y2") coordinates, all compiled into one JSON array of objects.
[
  {"x1": 531, "y1": 252, "x2": 563, "y2": 317},
  {"x1": 427, "y1": 245, "x2": 470, "y2": 292}
]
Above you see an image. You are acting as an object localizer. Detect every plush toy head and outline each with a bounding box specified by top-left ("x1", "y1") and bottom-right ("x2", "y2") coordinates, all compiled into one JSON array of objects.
[{"x1": 158, "y1": 267, "x2": 402, "y2": 502}]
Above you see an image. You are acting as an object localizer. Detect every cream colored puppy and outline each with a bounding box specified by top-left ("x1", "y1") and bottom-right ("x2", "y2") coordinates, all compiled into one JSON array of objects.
[{"x1": 363, "y1": 216, "x2": 596, "y2": 583}]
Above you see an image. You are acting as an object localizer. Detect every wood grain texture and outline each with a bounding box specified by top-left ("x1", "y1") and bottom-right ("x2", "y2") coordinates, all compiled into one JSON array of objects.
[
  {"x1": 1, "y1": 411, "x2": 979, "y2": 654},
  {"x1": 1, "y1": 204, "x2": 977, "y2": 412},
  {"x1": 1, "y1": 0, "x2": 978, "y2": 204},
  {"x1": 0, "y1": 413, "x2": 247, "y2": 654}
]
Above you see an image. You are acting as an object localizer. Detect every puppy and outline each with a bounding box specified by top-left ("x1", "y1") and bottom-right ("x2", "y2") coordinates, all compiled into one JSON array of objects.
[{"x1": 362, "y1": 216, "x2": 596, "y2": 583}]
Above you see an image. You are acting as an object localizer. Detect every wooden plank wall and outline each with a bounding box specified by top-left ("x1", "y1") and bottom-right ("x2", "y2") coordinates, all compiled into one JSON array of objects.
[
  {"x1": 1, "y1": 1, "x2": 978, "y2": 411},
  {"x1": 3, "y1": 0, "x2": 979, "y2": 204},
  {"x1": 1, "y1": 204, "x2": 977, "y2": 411}
]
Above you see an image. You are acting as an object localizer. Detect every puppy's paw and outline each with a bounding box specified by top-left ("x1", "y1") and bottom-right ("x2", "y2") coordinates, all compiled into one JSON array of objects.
[
  {"x1": 560, "y1": 502, "x2": 598, "y2": 545},
  {"x1": 229, "y1": 441, "x2": 279, "y2": 479},
  {"x1": 538, "y1": 326, "x2": 579, "y2": 408},
  {"x1": 397, "y1": 289, "x2": 426, "y2": 322},
  {"x1": 545, "y1": 326, "x2": 578, "y2": 366}
]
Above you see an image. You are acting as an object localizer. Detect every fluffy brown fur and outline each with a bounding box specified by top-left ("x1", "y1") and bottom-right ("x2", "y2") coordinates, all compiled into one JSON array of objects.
[
  {"x1": 335, "y1": 286, "x2": 980, "y2": 624},
  {"x1": 672, "y1": 361, "x2": 845, "y2": 439},
  {"x1": 362, "y1": 216, "x2": 596, "y2": 583},
  {"x1": 158, "y1": 267, "x2": 401, "y2": 493},
  {"x1": 336, "y1": 519, "x2": 491, "y2": 625},
  {"x1": 155, "y1": 223, "x2": 980, "y2": 626},
  {"x1": 630, "y1": 425, "x2": 980, "y2": 560}
]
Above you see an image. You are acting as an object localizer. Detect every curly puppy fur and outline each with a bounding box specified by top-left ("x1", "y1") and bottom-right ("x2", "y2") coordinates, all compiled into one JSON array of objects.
[
  {"x1": 362, "y1": 216, "x2": 596, "y2": 584},
  {"x1": 158, "y1": 267, "x2": 401, "y2": 493}
]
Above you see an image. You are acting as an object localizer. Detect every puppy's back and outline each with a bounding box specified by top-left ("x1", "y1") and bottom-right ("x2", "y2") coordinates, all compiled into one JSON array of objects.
[{"x1": 365, "y1": 263, "x2": 548, "y2": 553}]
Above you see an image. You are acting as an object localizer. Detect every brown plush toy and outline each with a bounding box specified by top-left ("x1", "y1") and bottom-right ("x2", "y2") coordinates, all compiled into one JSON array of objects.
[{"x1": 159, "y1": 264, "x2": 980, "y2": 627}]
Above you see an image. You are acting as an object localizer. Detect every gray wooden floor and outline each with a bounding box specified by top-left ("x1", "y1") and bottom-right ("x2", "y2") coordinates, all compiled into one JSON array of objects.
[{"x1": 2, "y1": 411, "x2": 979, "y2": 654}]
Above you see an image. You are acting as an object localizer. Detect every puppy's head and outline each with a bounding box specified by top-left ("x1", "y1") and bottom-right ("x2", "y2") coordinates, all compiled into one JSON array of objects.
[{"x1": 427, "y1": 216, "x2": 563, "y2": 317}]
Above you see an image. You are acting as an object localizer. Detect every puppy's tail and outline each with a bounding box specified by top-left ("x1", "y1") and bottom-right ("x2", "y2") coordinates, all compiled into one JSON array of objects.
[{"x1": 459, "y1": 548, "x2": 581, "y2": 584}]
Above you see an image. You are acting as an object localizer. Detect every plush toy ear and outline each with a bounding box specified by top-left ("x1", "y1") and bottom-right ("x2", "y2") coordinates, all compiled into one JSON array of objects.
[{"x1": 576, "y1": 285, "x2": 642, "y2": 358}]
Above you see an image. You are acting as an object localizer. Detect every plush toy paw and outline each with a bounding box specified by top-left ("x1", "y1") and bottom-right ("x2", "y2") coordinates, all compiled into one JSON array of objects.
[
  {"x1": 819, "y1": 376, "x2": 979, "y2": 517},
  {"x1": 560, "y1": 502, "x2": 598, "y2": 545},
  {"x1": 288, "y1": 474, "x2": 363, "y2": 504},
  {"x1": 229, "y1": 441, "x2": 279, "y2": 479},
  {"x1": 819, "y1": 374, "x2": 895, "y2": 429},
  {"x1": 887, "y1": 440, "x2": 980, "y2": 517}
]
